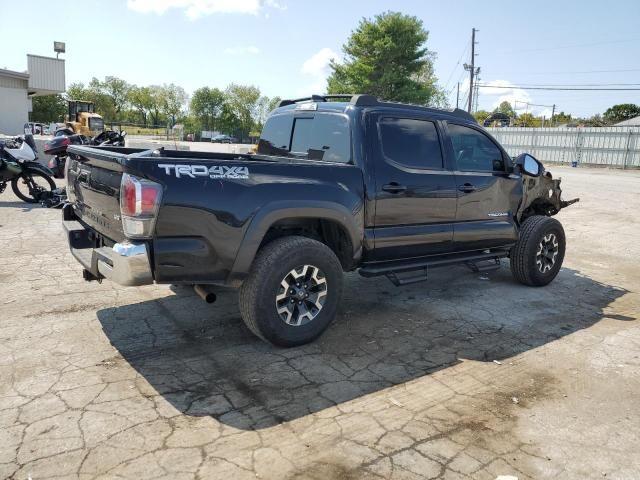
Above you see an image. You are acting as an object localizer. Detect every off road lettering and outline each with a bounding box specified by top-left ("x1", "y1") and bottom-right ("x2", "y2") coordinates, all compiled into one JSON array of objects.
[{"x1": 158, "y1": 164, "x2": 249, "y2": 179}]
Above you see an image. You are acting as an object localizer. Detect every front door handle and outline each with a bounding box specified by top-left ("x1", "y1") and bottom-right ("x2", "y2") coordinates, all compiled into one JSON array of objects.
[
  {"x1": 382, "y1": 183, "x2": 407, "y2": 193},
  {"x1": 458, "y1": 183, "x2": 476, "y2": 193}
]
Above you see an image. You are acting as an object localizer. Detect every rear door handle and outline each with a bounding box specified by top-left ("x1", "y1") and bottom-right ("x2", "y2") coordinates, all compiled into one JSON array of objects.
[
  {"x1": 458, "y1": 183, "x2": 476, "y2": 193},
  {"x1": 382, "y1": 183, "x2": 407, "y2": 193}
]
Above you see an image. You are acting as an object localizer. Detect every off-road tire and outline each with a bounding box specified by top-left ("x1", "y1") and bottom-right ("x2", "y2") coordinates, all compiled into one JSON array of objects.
[
  {"x1": 510, "y1": 215, "x2": 566, "y2": 286},
  {"x1": 239, "y1": 236, "x2": 343, "y2": 347}
]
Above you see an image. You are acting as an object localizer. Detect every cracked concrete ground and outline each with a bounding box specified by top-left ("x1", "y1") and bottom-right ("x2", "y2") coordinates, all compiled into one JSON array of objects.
[{"x1": 1, "y1": 166, "x2": 639, "y2": 480}]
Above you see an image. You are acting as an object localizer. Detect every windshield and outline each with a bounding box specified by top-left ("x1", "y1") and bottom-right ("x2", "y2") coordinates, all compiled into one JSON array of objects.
[{"x1": 89, "y1": 118, "x2": 104, "y2": 132}]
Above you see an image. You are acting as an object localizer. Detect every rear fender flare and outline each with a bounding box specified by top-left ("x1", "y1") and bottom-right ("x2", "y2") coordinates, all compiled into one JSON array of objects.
[{"x1": 228, "y1": 201, "x2": 363, "y2": 286}]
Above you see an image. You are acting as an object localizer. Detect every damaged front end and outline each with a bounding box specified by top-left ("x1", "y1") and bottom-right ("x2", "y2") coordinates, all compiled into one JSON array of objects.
[{"x1": 515, "y1": 153, "x2": 579, "y2": 222}]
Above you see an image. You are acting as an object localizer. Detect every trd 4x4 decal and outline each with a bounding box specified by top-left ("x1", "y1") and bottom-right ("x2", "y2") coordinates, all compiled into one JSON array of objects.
[{"x1": 158, "y1": 164, "x2": 249, "y2": 179}]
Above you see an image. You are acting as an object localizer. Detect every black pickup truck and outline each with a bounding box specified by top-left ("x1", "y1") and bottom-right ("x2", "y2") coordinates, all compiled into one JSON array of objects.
[{"x1": 63, "y1": 94, "x2": 577, "y2": 346}]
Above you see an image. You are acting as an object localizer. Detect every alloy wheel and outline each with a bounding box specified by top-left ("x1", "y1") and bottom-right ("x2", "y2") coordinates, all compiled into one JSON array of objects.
[
  {"x1": 536, "y1": 233, "x2": 559, "y2": 273},
  {"x1": 276, "y1": 265, "x2": 328, "y2": 326}
]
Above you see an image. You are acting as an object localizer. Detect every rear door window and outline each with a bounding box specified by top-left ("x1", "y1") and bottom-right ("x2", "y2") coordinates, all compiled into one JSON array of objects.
[{"x1": 378, "y1": 117, "x2": 443, "y2": 169}]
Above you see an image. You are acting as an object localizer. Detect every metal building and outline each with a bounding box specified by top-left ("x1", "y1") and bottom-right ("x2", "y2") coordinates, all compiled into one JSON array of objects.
[{"x1": 0, "y1": 54, "x2": 65, "y2": 135}]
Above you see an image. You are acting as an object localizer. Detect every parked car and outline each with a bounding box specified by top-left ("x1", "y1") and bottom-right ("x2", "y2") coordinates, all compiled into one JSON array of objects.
[
  {"x1": 62, "y1": 94, "x2": 578, "y2": 347},
  {"x1": 211, "y1": 134, "x2": 238, "y2": 144},
  {"x1": 26, "y1": 122, "x2": 46, "y2": 135}
]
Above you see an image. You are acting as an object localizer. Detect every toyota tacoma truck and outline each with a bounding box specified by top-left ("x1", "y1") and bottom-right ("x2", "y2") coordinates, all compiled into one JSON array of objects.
[{"x1": 62, "y1": 94, "x2": 578, "y2": 346}]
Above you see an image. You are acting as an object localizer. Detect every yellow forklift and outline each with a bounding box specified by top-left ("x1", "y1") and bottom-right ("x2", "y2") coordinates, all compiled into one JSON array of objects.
[{"x1": 62, "y1": 101, "x2": 105, "y2": 136}]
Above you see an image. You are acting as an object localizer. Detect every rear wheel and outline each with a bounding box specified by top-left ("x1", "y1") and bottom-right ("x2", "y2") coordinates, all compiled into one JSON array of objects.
[
  {"x1": 510, "y1": 215, "x2": 566, "y2": 286},
  {"x1": 11, "y1": 170, "x2": 56, "y2": 203},
  {"x1": 239, "y1": 236, "x2": 343, "y2": 347}
]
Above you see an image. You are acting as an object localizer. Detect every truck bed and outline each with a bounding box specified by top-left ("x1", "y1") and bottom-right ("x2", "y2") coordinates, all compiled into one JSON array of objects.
[{"x1": 65, "y1": 145, "x2": 365, "y2": 285}]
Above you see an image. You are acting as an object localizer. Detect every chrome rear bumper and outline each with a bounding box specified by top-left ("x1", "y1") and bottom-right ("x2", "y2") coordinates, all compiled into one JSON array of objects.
[{"x1": 63, "y1": 218, "x2": 153, "y2": 286}]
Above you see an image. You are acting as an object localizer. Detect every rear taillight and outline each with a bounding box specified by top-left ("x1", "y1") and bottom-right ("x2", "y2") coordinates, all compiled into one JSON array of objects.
[{"x1": 120, "y1": 173, "x2": 163, "y2": 238}]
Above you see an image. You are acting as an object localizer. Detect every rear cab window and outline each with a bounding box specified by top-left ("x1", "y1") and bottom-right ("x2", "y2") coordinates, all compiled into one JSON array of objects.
[{"x1": 258, "y1": 112, "x2": 351, "y2": 163}]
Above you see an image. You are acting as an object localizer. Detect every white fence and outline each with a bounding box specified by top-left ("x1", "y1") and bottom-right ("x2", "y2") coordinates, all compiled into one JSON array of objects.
[{"x1": 486, "y1": 127, "x2": 640, "y2": 168}]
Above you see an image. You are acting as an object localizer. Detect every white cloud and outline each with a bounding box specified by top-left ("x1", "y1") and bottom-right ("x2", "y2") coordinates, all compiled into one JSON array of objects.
[
  {"x1": 265, "y1": 0, "x2": 287, "y2": 10},
  {"x1": 477, "y1": 79, "x2": 532, "y2": 112},
  {"x1": 538, "y1": 108, "x2": 553, "y2": 119},
  {"x1": 296, "y1": 48, "x2": 338, "y2": 95},
  {"x1": 127, "y1": 0, "x2": 284, "y2": 19},
  {"x1": 295, "y1": 79, "x2": 327, "y2": 97},
  {"x1": 223, "y1": 46, "x2": 260, "y2": 55},
  {"x1": 301, "y1": 47, "x2": 337, "y2": 76}
]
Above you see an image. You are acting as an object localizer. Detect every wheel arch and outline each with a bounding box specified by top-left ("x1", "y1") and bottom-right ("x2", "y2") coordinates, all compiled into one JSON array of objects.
[{"x1": 228, "y1": 201, "x2": 363, "y2": 287}]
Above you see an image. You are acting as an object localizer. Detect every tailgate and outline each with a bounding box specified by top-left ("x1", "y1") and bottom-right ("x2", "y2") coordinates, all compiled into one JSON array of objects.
[{"x1": 66, "y1": 146, "x2": 129, "y2": 242}]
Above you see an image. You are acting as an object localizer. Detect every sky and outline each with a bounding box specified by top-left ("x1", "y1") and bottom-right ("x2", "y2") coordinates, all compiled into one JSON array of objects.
[{"x1": 3, "y1": 0, "x2": 640, "y2": 118}]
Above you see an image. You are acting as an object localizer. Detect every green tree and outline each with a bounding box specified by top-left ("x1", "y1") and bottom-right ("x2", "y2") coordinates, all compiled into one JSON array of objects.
[
  {"x1": 149, "y1": 85, "x2": 165, "y2": 126},
  {"x1": 552, "y1": 111, "x2": 572, "y2": 125},
  {"x1": 31, "y1": 94, "x2": 67, "y2": 122},
  {"x1": 494, "y1": 101, "x2": 516, "y2": 118},
  {"x1": 585, "y1": 114, "x2": 606, "y2": 127},
  {"x1": 66, "y1": 82, "x2": 90, "y2": 102},
  {"x1": 128, "y1": 86, "x2": 154, "y2": 126},
  {"x1": 518, "y1": 112, "x2": 536, "y2": 127},
  {"x1": 473, "y1": 110, "x2": 491, "y2": 124},
  {"x1": 66, "y1": 80, "x2": 114, "y2": 122},
  {"x1": 603, "y1": 103, "x2": 640, "y2": 124},
  {"x1": 218, "y1": 103, "x2": 242, "y2": 136},
  {"x1": 190, "y1": 87, "x2": 225, "y2": 131},
  {"x1": 102, "y1": 76, "x2": 131, "y2": 117},
  {"x1": 255, "y1": 95, "x2": 281, "y2": 133},
  {"x1": 326, "y1": 11, "x2": 444, "y2": 105},
  {"x1": 225, "y1": 84, "x2": 261, "y2": 140},
  {"x1": 160, "y1": 83, "x2": 188, "y2": 127},
  {"x1": 87, "y1": 78, "x2": 116, "y2": 121}
]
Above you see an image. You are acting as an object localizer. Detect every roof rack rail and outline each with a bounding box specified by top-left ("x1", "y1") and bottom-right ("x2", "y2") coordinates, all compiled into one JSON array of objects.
[
  {"x1": 277, "y1": 94, "x2": 477, "y2": 122},
  {"x1": 277, "y1": 94, "x2": 377, "y2": 108}
]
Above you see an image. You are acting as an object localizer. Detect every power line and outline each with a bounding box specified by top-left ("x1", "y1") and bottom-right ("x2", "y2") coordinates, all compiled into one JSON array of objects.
[
  {"x1": 498, "y1": 37, "x2": 640, "y2": 55},
  {"x1": 519, "y1": 67, "x2": 640, "y2": 75},
  {"x1": 443, "y1": 42, "x2": 470, "y2": 91},
  {"x1": 483, "y1": 83, "x2": 640, "y2": 87},
  {"x1": 476, "y1": 84, "x2": 640, "y2": 91}
]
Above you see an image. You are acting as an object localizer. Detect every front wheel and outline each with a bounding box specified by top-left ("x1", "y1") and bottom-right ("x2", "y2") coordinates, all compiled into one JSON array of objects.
[
  {"x1": 11, "y1": 169, "x2": 56, "y2": 203},
  {"x1": 510, "y1": 215, "x2": 566, "y2": 286},
  {"x1": 239, "y1": 236, "x2": 343, "y2": 347}
]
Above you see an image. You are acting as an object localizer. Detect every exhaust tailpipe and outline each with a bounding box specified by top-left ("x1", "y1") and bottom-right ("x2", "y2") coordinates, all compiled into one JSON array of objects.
[{"x1": 194, "y1": 284, "x2": 217, "y2": 304}]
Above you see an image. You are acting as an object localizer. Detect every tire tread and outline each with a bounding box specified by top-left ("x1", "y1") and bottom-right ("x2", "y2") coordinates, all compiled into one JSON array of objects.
[
  {"x1": 510, "y1": 215, "x2": 564, "y2": 286},
  {"x1": 239, "y1": 236, "x2": 341, "y2": 345}
]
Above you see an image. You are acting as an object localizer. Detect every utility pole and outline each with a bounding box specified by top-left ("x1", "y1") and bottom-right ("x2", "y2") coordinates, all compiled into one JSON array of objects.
[
  {"x1": 464, "y1": 28, "x2": 477, "y2": 113},
  {"x1": 551, "y1": 104, "x2": 556, "y2": 126},
  {"x1": 456, "y1": 82, "x2": 460, "y2": 109},
  {"x1": 473, "y1": 68, "x2": 481, "y2": 113}
]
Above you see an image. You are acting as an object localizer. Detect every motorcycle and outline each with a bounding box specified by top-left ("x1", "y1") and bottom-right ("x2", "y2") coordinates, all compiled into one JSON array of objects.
[
  {"x1": 45, "y1": 129, "x2": 126, "y2": 179},
  {"x1": 0, "y1": 126, "x2": 56, "y2": 203}
]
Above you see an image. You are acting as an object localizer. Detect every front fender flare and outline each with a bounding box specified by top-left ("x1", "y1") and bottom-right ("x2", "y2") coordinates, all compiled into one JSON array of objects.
[{"x1": 228, "y1": 200, "x2": 363, "y2": 286}]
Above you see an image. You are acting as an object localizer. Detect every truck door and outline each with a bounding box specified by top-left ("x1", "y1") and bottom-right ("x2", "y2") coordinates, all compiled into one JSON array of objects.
[
  {"x1": 370, "y1": 114, "x2": 458, "y2": 261},
  {"x1": 445, "y1": 122, "x2": 521, "y2": 251}
]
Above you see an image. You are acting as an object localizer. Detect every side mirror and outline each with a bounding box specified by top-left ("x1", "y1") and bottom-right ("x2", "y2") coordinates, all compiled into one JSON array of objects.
[{"x1": 516, "y1": 153, "x2": 542, "y2": 177}]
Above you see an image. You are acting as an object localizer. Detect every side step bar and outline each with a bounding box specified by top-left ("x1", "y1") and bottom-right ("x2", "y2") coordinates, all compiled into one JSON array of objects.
[{"x1": 359, "y1": 250, "x2": 510, "y2": 287}]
